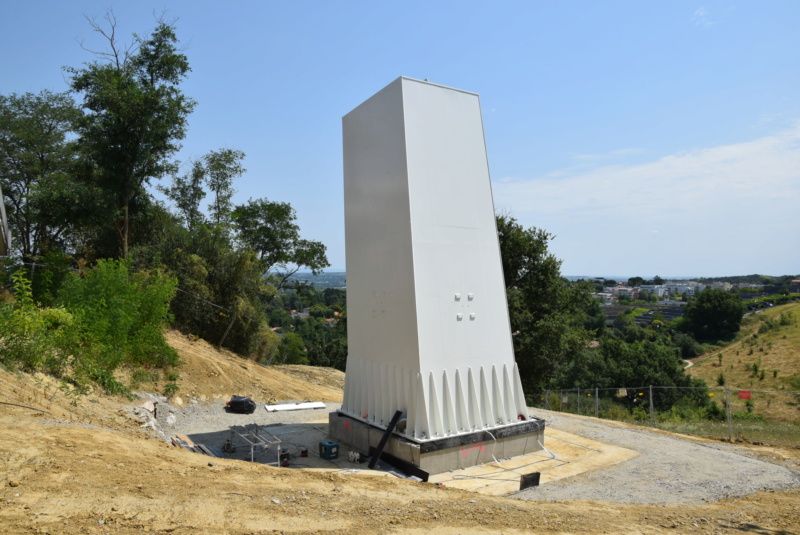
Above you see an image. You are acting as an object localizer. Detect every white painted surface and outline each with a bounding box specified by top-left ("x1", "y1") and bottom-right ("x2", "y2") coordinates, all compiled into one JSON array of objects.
[
  {"x1": 342, "y1": 77, "x2": 528, "y2": 441},
  {"x1": 265, "y1": 402, "x2": 327, "y2": 412}
]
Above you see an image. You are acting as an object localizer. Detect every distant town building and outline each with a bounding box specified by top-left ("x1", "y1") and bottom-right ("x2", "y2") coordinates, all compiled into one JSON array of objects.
[
  {"x1": 663, "y1": 282, "x2": 705, "y2": 296},
  {"x1": 639, "y1": 284, "x2": 668, "y2": 297},
  {"x1": 710, "y1": 282, "x2": 733, "y2": 291},
  {"x1": 592, "y1": 292, "x2": 615, "y2": 305},
  {"x1": 605, "y1": 286, "x2": 638, "y2": 300}
]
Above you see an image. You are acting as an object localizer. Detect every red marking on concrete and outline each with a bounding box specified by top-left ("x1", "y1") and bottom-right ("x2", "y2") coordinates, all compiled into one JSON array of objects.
[
  {"x1": 461, "y1": 442, "x2": 486, "y2": 456},
  {"x1": 345, "y1": 420, "x2": 350, "y2": 431}
]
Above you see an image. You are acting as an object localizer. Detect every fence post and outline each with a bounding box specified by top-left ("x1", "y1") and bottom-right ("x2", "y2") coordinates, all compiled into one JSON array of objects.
[
  {"x1": 595, "y1": 387, "x2": 599, "y2": 418},
  {"x1": 649, "y1": 385, "x2": 654, "y2": 427},
  {"x1": 577, "y1": 388, "x2": 581, "y2": 414},
  {"x1": 545, "y1": 390, "x2": 549, "y2": 410},
  {"x1": 726, "y1": 387, "x2": 733, "y2": 442}
]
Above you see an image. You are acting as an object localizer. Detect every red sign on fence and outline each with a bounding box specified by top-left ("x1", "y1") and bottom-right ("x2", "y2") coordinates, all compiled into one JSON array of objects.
[{"x1": 738, "y1": 391, "x2": 752, "y2": 400}]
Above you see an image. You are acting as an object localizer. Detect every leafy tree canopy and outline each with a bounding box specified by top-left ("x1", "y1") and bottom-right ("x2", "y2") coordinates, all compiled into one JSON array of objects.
[
  {"x1": 68, "y1": 13, "x2": 195, "y2": 257},
  {"x1": 233, "y1": 198, "x2": 329, "y2": 288},
  {"x1": 496, "y1": 214, "x2": 591, "y2": 399},
  {"x1": 0, "y1": 90, "x2": 84, "y2": 260},
  {"x1": 683, "y1": 288, "x2": 745, "y2": 341}
]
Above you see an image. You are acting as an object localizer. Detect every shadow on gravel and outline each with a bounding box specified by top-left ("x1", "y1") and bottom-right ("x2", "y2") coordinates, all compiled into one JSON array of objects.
[
  {"x1": 717, "y1": 521, "x2": 794, "y2": 534},
  {"x1": 185, "y1": 422, "x2": 350, "y2": 469}
]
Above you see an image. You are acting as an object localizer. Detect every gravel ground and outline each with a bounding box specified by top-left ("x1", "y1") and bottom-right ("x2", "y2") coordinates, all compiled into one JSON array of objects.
[
  {"x1": 517, "y1": 409, "x2": 800, "y2": 504},
  {"x1": 130, "y1": 395, "x2": 343, "y2": 464},
  {"x1": 167, "y1": 398, "x2": 338, "y2": 434},
  {"x1": 134, "y1": 397, "x2": 800, "y2": 504}
]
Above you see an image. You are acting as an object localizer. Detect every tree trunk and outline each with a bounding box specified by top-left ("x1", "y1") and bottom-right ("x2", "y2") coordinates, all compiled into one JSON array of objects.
[{"x1": 122, "y1": 202, "x2": 128, "y2": 258}]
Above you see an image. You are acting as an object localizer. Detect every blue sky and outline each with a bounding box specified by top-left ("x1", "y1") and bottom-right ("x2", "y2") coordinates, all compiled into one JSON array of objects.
[{"x1": 2, "y1": 1, "x2": 799, "y2": 278}]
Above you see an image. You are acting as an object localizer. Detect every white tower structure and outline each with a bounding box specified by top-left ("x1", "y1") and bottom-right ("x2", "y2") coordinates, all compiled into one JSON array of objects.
[{"x1": 338, "y1": 77, "x2": 532, "y2": 446}]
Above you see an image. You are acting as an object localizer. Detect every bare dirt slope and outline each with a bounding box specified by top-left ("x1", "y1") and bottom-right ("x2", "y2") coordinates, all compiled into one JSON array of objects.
[
  {"x1": 161, "y1": 331, "x2": 344, "y2": 404},
  {"x1": 1, "y1": 332, "x2": 799, "y2": 534}
]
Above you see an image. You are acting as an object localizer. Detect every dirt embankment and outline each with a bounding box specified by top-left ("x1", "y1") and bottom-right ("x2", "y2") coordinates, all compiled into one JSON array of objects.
[
  {"x1": 161, "y1": 331, "x2": 344, "y2": 404},
  {"x1": 1, "y1": 330, "x2": 799, "y2": 534}
]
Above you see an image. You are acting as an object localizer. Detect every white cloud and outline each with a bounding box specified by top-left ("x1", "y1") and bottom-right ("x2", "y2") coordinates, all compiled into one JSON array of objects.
[
  {"x1": 571, "y1": 147, "x2": 646, "y2": 162},
  {"x1": 492, "y1": 125, "x2": 800, "y2": 276},
  {"x1": 692, "y1": 7, "x2": 715, "y2": 27},
  {"x1": 691, "y1": 5, "x2": 736, "y2": 28}
]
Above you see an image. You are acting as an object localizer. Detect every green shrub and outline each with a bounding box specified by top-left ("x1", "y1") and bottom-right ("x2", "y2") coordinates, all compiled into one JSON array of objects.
[
  {"x1": 599, "y1": 403, "x2": 630, "y2": 421},
  {"x1": 704, "y1": 402, "x2": 726, "y2": 421},
  {"x1": 1, "y1": 262, "x2": 181, "y2": 395},
  {"x1": 733, "y1": 410, "x2": 765, "y2": 422},
  {"x1": 58, "y1": 259, "x2": 179, "y2": 374},
  {"x1": 55, "y1": 259, "x2": 179, "y2": 393},
  {"x1": 632, "y1": 405, "x2": 649, "y2": 421},
  {"x1": 163, "y1": 382, "x2": 180, "y2": 397},
  {"x1": 0, "y1": 271, "x2": 70, "y2": 375},
  {"x1": 130, "y1": 369, "x2": 160, "y2": 389}
]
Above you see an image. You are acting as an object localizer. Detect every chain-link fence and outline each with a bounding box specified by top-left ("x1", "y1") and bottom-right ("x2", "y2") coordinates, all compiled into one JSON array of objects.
[{"x1": 539, "y1": 386, "x2": 800, "y2": 446}]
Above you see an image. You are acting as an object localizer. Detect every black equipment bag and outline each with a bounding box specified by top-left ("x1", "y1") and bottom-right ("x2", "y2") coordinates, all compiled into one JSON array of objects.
[{"x1": 227, "y1": 395, "x2": 257, "y2": 414}]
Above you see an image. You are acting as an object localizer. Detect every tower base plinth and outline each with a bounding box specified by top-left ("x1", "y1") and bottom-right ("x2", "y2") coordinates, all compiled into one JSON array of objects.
[{"x1": 329, "y1": 411, "x2": 545, "y2": 476}]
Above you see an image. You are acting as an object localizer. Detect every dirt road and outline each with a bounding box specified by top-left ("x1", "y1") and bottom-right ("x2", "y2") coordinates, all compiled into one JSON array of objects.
[{"x1": 518, "y1": 410, "x2": 800, "y2": 503}]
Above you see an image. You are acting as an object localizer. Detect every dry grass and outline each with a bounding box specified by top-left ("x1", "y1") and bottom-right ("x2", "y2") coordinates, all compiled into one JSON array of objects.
[{"x1": 689, "y1": 302, "x2": 800, "y2": 422}]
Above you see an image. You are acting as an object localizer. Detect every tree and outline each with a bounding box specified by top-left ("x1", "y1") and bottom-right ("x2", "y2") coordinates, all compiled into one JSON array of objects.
[
  {"x1": 0, "y1": 90, "x2": 83, "y2": 260},
  {"x1": 627, "y1": 276, "x2": 644, "y2": 287},
  {"x1": 68, "y1": 13, "x2": 195, "y2": 258},
  {"x1": 232, "y1": 198, "x2": 329, "y2": 287},
  {"x1": 683, "y1": 288, "x2": 745, "y2": 341},
  {"x1": 160, "y1": 148, "x2": 244, "y2": 231},
  {"x1": 496, "y1": 215, "x2": 591, "y2": 399},
  {"x1": 204, "y1": 149, "x2": 244, "y2": 227},
  {"x1": 276, "y1": 332, "x2": 308, "y2": 364},
  {"x1": 159, "y1": 160, "x2": 206, "y2": 232}
]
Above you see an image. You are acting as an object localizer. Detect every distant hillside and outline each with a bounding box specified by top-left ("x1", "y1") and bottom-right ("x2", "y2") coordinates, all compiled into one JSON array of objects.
[
  {"x1": 289, "y1": 272, "x2": 799, "y2": 289},
  {"x1": 695, "y1": 274, "x2": 799, "y2": 287},
  {"x1": 289, "y1": 271, "x2": 347, "y2": 289}
]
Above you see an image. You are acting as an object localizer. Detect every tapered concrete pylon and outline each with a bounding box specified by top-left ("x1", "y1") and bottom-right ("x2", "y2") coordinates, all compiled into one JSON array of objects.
[{"x1": 340, "y1": 77, "x2": 530, "y2": 443}]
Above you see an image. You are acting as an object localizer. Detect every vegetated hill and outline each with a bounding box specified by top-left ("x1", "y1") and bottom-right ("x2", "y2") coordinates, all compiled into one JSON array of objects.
[
  {"x1": 695, "y1": 274, "x2": 800, "y2": 287},
  {"x1": 688, "y1": 301, "x2": 800, "y2": 421}
]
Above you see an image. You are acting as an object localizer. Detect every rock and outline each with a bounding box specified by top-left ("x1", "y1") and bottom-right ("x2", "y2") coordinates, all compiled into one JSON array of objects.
[
  {"x1": 141, "y1": 401, "x2": 155, "y2": 413},
  {"x1": 8, "y1": 480, "x2": 20, "y2": 487}
]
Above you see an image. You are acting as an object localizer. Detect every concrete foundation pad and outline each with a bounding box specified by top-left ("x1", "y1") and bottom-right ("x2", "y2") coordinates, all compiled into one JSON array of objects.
[
  {"x1": 329, "y1": 411, "x2": 546, "y2": 476},
  {"x1": 428, "y1": 426, "x2": 639, "y2": 496}
]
